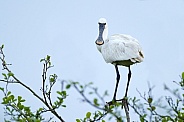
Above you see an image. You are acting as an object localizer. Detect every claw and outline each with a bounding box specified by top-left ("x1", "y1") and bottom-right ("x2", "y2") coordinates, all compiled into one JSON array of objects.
[{"x1": 121, "y1": 97, "x2": 129, "y2": 111}]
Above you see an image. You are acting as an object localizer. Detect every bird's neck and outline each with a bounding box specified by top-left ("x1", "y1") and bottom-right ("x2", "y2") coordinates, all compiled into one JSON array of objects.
[
  {"x1": 102, "y1": 27, "x2": 108, "y2": 41},
  {"x1": 96, "y1": 28, "x2": 108, "y2": 52}
]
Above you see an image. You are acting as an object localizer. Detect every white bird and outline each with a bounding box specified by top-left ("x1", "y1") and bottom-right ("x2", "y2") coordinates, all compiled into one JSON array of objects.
[{"x1": 95, "y1": 18, "x2": 144, "y2": 101}]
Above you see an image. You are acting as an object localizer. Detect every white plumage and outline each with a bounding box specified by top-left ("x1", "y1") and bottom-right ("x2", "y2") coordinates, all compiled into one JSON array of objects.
[
  {"x1": 96, "y1": 18, "x2": 144, "y2": 67},
  {"x1": 95, "y1": 18, "x2": 144, "y2": 101}
]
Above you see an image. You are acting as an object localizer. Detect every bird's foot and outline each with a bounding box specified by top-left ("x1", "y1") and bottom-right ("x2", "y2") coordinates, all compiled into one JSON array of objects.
[
  {"x1": 106, "y1": 97, "x2": 129, "y2": 110},
  {"x1": 121, "y1": 97, "x2": 129, "y2": 111},
  {"x1": 106, "y1": 99, "x2": 116, "y2": 106}
]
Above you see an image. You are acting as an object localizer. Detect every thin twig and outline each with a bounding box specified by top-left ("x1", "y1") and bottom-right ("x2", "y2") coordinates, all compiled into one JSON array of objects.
[
  {"x1": 73, "y1": 84, "x2": 104, "y2": 111},
  {"x1": 72, "y1": 83, "x2": 122, "y2": 121},
  {"x1": 0, "y1": 48, "x2": 65, "y2": 122}
]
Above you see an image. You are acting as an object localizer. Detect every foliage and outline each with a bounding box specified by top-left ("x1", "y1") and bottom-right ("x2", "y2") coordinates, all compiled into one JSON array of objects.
[
  {"x1": 0, "y1": 45, "x2": 66, "y2": 122},
  {"x1": 1, "y1": 44, "x2": 184, "y2": 122},
  {"x1": 66, "y1": 81, "x2": 124, "y2": 122},
  {"x1": 128, "y1": 76, "x2": 184, "y2": 122}
]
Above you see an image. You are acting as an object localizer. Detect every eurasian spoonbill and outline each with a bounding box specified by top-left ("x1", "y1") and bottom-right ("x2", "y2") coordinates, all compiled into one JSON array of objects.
[{"x1": 95, "y1": 18, "x2": 144, "y2": 102}]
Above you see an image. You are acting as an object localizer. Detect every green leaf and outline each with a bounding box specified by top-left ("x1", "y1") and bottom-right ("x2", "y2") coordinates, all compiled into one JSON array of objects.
[
  {"x1": 7, "y1": 72, "x2": 14, "y2": 77},
  {"x1": 93, "y1": 98, "x2": 99, "y2": 106},
  {"x1": 76, "y1": 119, "x2": 81, "y2": 122},
  {"x1": 140, "y1": 114, "x2": 147, "y2": 122},
  {"x1": 19, "y1": 105, "x2": 24, "y2": 110},
  {"x1": 72, "y1": 81, "x2": 79, "y2": 85},
  {"x1": 40, "y1": 58, "x2": 45, "y2": 62},
  {"x1": 1, "y1": 44, "x2": 4, "y2": 49},
  {"x1": 57, "y1": 91, "x2": 62, "y2": 95},
  {"x1": 0, "y1": 87, "x2": 4, "y2": 91},
  {"x1": 102, "y1": 120, "x2": 105, "y2": 122},
  {"x1": 148, "y1": 97, "x2": 153, "y2": 104},
  {"x1": 6, "y1": 106, "x2": 10, "y2": 112},
  {"x1": 46, "y1": 55, "x2": 50, "y2": 61},
  {"x1": 61, "y1": 91, "x2": 66, "y2": 96},
  {"x1": 1, "y1": 99, "x2": 8, "y2": 104},
  {"x1": 24, "y1": 106, "x2": 30, "y2": 111},
  {"x1": 2, "y1": 73, "x2": 7, "y2": 79},
  {"x1": 66, "y1": 84, "x2": 71, "y2": 89},
  {"x1": 182, "y1": 72, "x2": 184, "y2": 79},
  {"x1": 103, "y1": 90, "x2": 108, "y2": 96},
  {"x1": 151, "y1": 106, "x2": 156, "y2": 111},
  {"x1": 20, "y1": 99, "x2": 26, "y2": 102},
  {"x1": 62, "y1": 105, "x2": 66, "y2": 107},
  {"x1": 18, "y1": 96, "x2": 22, "y2": 102},
  {"x1": 57, "y1": 91, "x2": 67, "y2": 100},
  {"x1": 6, "y1": 97, "x2": 11, "y2": 103},
  {"x1": 80, "y1": 85, "x2": 83, "y2": 89},
  {"x1": 86, "y1": 112, "x2": 91, "y2": 118},
  {"x1": 9, "y1": 95, "x2": 14, "y2": 100},
  {"x1": 50, "y1": 77, "x2": 55, "y2": 82},
  {"x1": 38, "y1": 108, "x2": 43, "y2": 112},
  {"x1": 7, "y1": 91, "x2": 11, "y2": 96}
]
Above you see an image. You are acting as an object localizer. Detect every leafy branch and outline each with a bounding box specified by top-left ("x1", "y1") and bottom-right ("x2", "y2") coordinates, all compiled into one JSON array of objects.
[
  {"x1": 65, "y1": 81, "x2": 124, "y2": 122},
  {"x1": 2, "y1": 44, "x2": 184, "y2": 122},
  {"x1": 0, "y1": 45, "x2": 65, "y2": 122}
]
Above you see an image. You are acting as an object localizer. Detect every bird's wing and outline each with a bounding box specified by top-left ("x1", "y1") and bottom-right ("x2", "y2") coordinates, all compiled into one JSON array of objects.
[
  {"x1": 124, "y1": 40, "x2": 143, "y2": 62},
  {"x1": 101, "y1": 34, "x2": 143, "y2": 63}
]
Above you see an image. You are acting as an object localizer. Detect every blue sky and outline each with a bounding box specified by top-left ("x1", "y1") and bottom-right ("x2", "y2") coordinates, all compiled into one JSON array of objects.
[{"x1": 1, "y1": 0, "x2": 184, "y2": 121}]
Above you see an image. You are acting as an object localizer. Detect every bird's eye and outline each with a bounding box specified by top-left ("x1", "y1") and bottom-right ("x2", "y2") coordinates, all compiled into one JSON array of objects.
[{"x1": 98, "y1": 23, "x2": 106, "y2": 25}]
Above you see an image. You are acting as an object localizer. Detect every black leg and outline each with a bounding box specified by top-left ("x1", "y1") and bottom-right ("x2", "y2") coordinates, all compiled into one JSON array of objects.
[
  {"x1": 113, "y1": 64, "x2": 120, "y2": 100},
  {"x1": 125, "y1": 66, "x2": 131, "y2": 97}
]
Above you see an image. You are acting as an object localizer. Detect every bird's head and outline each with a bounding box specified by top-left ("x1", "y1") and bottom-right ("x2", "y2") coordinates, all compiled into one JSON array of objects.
[{"x1": 95, "y1": 18, "x2": 108, "y2": 46}]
